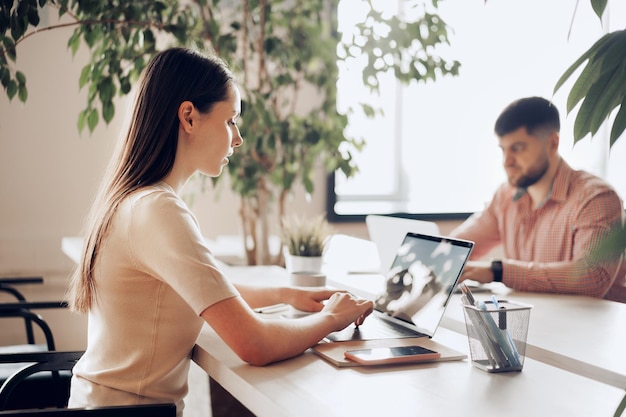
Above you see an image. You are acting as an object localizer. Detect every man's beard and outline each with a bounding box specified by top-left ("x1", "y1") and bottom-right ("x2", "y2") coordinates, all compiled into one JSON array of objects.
[{"x1": 508, "y1": 155, "x2": 549, "y2": 188}]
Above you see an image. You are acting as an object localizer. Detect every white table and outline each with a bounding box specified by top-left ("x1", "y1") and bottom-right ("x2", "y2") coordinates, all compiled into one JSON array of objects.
[
  {"x1": 327, "y1": 270, "x2": 626, "y2": 390},
  {"x1": 194, "y1": 265, "x2": 626, "y2": 417}
]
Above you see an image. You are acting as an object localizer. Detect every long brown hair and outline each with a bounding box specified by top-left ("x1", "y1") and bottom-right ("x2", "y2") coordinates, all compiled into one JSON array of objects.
[{"x1": 68, "y1": 48, "x2": 235, "y2": 313}]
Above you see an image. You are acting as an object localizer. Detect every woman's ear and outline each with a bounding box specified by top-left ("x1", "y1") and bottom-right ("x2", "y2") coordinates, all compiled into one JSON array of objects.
[{"x1": 178, "y1": 101, "x2": 195, "y2": 133}]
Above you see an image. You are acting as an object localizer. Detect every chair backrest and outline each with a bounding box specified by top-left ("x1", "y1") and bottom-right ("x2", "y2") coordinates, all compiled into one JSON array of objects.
[
  {"x1": 0, "y1": 278, "x2": 46, "y2": 346},
  {"x1": 0, "y1": 404, "x2": 177, "y2": 416},
  {"x1": 0, "y1": 351, "x2": 83, "y2": 410},
  {"x1": 0, "y1": 303, "x2": 66, "y2": 351}
]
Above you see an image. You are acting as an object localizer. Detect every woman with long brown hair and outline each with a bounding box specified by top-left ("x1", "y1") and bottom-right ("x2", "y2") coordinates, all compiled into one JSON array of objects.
[{"x1": 67, "y1": 47, "x2": 373, "y2": 416}]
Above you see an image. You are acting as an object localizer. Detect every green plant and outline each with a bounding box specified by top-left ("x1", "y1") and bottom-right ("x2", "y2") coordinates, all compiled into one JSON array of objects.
[
  {"x1": 615, "y1": 392, "x2": 626, "y2": 417},
  {"x1": 550, "y1": 0, "x2": 626, "y2": 281},
  {"x1": 552, "y1": 3, "x2": 626, "y2": 414},
  {"x1": 1, "y1": 0, "x2": 460, "y2": 265},
  {"x1": 280, "y1": 214, "x2": 333, "y2": 257}
]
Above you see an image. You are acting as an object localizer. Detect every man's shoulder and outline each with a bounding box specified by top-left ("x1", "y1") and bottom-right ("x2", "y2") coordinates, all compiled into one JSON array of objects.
[{"x1": 569, "y1": 168, "x2": 618, "y2": 196}]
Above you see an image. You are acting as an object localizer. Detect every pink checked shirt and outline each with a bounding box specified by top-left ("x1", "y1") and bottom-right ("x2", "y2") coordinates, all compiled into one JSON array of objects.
[{"x1": 450, "y1": 159, "x2": 625, "y2": 298}]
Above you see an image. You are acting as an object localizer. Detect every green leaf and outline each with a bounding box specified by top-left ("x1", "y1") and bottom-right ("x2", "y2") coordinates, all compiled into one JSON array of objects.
[
  {"x1": 610, "y1": 96, "x2": 626, "y2": 147},
  {"x1": 26, "y1": 5, "x2": 40, "y2": 26},
  {"x1": 565, "y1": 36, "x2": 624, "y2": 113},
  {"x1": 554, "y1": 32, "x2": 615, "y2": 94},
  {"x1": 77, "y1": 109, "x2": 87, "y2": 133},
  {"x1": 590, "y1": 222, "x2": 626, "y2": 262},
  {"x1": 79, "y1": 65, "x2": 91, "y2": 88},
  {"x1": 590, "y1": 0, "x2": 608, "y2": 20},
  {"x1": 3, "y1": 34, "x2": 16, "y2": 62},
  {"x1": 98, "y1": 76, "x2": 115, "y2": 103},
  {"x1": 102, "y1": 99, "x2": 114, "y2": 123},
  {"x1": 87, "y1": 108, "x2": 99, "y2": 132},
  {"x1": 17, "y1": 82, "x2": 27, "y2": 101},
  {"x1": 614, "y1": 392, "x2": 626, "y2": 417},
  {"x1": 573, "y1": 70, "x2": 613, "y2": 142},
  {"x1": 68, "y1": 31, "x2": 81, "y2": 56},
  {"x1": 15, "y1": 70, "x2": 25, "y2": 84},
  {"x1": 0, "y1": 67, "x2": 9, "y2": 87},
  {"x1": 6, "y1": 79, "x2": 17, "y2": 99},
  {"x1": 10, "y1": 10, "x2": 27, "y2": 40},
  {"x1": 587, "y1": 64, "x2": 626, "y2": 135}
]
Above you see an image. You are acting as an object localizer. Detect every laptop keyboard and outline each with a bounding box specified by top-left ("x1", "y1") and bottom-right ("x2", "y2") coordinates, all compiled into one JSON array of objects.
[{"x1": 325, "y1": 314, "x2": 425, "y2": 342}]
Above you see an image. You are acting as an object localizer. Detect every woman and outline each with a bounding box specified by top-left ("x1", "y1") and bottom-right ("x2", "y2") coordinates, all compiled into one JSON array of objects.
[{"x1": 67, "y1": 47, "x2": 374, "y2": 415}]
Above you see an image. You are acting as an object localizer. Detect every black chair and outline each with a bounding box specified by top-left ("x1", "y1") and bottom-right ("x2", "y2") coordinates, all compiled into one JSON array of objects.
[
  {"x1": 0, "y1": 278, "x2": 74, "y2": 411},
  {"x1": 0, "y1": 351, "x2": 176, "y2": 416},
  {"x1": 0, "y1": 404, "x2": 177, "y2": 416},
  {"x1": 0, "y1": 277, "x2": 46, "y2": 346},
  {"x1": 0, "y1": 351, "x2": 82, "y2": 410},
  {"x1": 0, "y1": 301, "x2": 69, "y2": 352}
]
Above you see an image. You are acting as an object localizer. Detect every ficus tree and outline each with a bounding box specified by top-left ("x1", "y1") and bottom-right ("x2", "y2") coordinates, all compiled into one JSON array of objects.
[{"x1": 1, "y1": 0, "x2": 460, "y2": 265}]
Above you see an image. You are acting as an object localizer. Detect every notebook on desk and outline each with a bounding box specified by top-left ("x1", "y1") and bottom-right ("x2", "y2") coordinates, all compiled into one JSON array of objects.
[{"x1": 324, "y1": 232, "x2": 474, "y2": 343}]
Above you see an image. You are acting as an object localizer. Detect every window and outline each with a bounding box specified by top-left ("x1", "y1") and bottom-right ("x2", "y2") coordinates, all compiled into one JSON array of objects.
[{"x1": 331, "y1": 0, "x2": 626, "y2": 221}]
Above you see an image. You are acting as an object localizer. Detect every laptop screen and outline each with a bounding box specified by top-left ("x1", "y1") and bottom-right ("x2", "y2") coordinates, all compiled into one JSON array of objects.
[
  {"x1": 365, "y1": 215, "x2": 440, "y2": 272},
  {"x1": 374, "y1": 232, "x2": 474, "y2": 336}
]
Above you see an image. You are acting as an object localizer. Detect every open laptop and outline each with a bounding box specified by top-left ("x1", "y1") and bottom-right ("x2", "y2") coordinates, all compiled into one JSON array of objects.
[
  {"x1": 325, "y1": 232, "x2": 473, "y2": 342},
  {"x1": 366, "y1": 214, "x2": 440, "y2": 273}
]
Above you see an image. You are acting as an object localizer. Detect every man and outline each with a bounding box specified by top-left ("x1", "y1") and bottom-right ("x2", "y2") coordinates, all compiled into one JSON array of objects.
[{"x1": 450, "y1": 96, "x2": 625, "y2": 300}]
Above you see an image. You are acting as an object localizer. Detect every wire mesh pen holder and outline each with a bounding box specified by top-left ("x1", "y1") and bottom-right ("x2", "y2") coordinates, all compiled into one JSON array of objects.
[{"x1": 462, "y1": 300, "x2": 533, "y2": 373}]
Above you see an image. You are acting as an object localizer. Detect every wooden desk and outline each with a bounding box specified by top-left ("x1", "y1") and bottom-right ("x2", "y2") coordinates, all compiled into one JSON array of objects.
[
  {"x1": 192, "y1": 266, "x2": 625, "y2": 417},
  {"x1": 327, "y1": 271, "x2": 626, "y2": 390},
  {"x1": 193, "y1": 323, "x2": 624, "y2": 417}
]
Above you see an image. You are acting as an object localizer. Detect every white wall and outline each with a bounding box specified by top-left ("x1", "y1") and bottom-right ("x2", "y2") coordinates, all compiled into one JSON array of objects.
[{"x1": 0, "y1": 10, "x2": 335, "y2": 276}]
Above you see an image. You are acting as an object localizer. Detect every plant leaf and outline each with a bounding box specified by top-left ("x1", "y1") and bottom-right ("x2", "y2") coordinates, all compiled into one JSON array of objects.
[
  {"x1": 87, "y1": 108, "x2": 98, "y2": 132},
  {"x1": 590, "y1": 0, "x2": 608, "y2": 20},
  {"x1": 554, "y1": 32, "x2": 615, "y2": 94},
  {"x1": 613, "y1": 392, "x2": 626, "y2": 417},
  {"x1": 567, "y1": 32, "x2": 624, "y2": 113},
  {"x1": 17, "y1": 82, "x2": 27, "y2": 101},
  {"x1": 610, "y1": 95, "x2": 626, "y2": 147},
  {"x1": 102, "y1": 99, "x2": 114, "y2": 123},
  {"x1": 573, "y1": 70, "x2": 613, "y2": 142},
  {"x1": 587, "y1": 63, "x2": 626, "y2": 135},
  {"x1": 6, "y1": 78, "x2": 16, "y2": 99}
]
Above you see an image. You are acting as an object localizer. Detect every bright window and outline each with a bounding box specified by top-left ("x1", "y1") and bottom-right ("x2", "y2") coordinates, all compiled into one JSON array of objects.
[{"x1": 333, "y1": 0, "x2": 626, "y2": 219}]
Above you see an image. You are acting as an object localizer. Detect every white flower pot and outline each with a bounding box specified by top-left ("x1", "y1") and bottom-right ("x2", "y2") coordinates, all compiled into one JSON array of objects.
[
  {"x1": 285, "y1": 254, "x2": 323, "y2": 273},
  {"x1": 289, "y1": 271, "x2": 327, "y2": 287}
]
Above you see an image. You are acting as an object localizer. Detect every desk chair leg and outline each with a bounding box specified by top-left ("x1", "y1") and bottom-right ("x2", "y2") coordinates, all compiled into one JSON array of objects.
[{"x1": 209, "y1": 377, "x2": 254, "y2": 417}]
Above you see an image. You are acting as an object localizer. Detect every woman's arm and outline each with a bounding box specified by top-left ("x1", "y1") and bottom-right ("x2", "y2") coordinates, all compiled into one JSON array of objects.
[
  {"x1": 200, "y1": 292, "x2": 373, "y2": 366},
  {"x1": 234, "y1": 283, "x2": 347, "y2": 312}
]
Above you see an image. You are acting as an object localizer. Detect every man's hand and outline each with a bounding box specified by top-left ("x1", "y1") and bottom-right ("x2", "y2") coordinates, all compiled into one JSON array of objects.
[{"x1": 459, "y1": 260, "x2": 495, "y2": 284}]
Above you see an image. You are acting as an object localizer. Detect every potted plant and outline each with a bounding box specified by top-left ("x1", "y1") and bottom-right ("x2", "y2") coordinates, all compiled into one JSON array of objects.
[
  {"x1": 280, "y1": 213, "x2": 334, "y2": 273},
  {"x1": 0, "y1": 0, "x2": 460, "y2": 266}
]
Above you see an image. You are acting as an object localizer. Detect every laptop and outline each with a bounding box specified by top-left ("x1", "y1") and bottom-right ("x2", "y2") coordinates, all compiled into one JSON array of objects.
[
  {"x1": 366, "y1": 214, "x2": 440, "y2": 273},
  {"x1": 325, "y1": 232, "x2": 473, "y2": 342}
]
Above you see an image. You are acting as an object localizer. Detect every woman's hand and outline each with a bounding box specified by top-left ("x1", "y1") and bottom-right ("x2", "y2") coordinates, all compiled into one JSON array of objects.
[
  {"x1": 321, "y1": 292, "x2": 374, "y2": 331},
  {"x1": 283, "y1": 287, "x2": 347, "y2": 312}
]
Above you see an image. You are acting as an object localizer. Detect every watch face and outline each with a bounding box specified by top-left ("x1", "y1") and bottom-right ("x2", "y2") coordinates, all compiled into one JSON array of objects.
[{"x1": 491, "y1": 260, "x2": 503, "y2": 282}]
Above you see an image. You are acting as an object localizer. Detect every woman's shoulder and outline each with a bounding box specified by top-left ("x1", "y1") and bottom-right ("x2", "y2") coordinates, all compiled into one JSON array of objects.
[
  {"x1": 122, "y1": 182, "x2": 192, "y2": 223},
  {"x1": 128, "y1": 182, "x2": 182, "y2": 207}
]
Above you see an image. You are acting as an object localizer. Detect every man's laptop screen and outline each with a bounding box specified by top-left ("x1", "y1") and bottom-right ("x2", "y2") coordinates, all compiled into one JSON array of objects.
[{"x1": 373, "y1": 232, "x2": 473, "y2": 336}]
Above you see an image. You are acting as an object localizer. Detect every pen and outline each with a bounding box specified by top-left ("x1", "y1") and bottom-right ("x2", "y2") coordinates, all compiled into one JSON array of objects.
[
  {"x1": 459, "y1": 283, "x2": 476, "y2": 305},
  {"x1": 254, "y1": 303, "x2": 289, "y2": 314},
  {"x1": 486, "y1": 298, "x2": 521, "y2": 367}
]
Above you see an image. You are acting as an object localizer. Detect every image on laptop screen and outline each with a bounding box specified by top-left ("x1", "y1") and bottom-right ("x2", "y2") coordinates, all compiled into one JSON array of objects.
[
  {"x1": 325, "y1": 232, "x2": 473, "y2": 342},
  {"x1": 375, "y1": 232, "x2": 473, "y2": 334}
]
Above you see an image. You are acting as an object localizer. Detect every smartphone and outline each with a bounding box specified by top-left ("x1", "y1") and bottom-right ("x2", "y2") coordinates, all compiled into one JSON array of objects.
[{"x1": 344, "y1": 345, "x2": 441, "y2": 366}]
